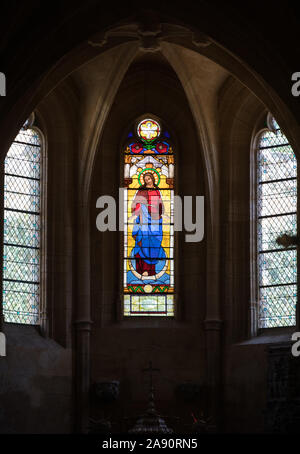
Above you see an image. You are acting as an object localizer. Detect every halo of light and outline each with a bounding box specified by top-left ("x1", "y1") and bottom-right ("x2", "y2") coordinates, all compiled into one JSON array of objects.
[{"x1": 138, "y1": 168, "x2": 161, "y2": 186}]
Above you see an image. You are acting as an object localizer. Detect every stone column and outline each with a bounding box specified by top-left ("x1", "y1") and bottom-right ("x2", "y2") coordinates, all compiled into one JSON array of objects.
[
  {"x1": 74, "y1": 319, "x2": 93, "y2": 433},
  {"x1": 203, "y1": 319, "x2": 222, "y2": 429},
  {"x1": 204, "y1": 208, "x2": 222, "y2": 430},
  {"x1": 74, "y1": 212, "x2": 92, "y2": 433}
]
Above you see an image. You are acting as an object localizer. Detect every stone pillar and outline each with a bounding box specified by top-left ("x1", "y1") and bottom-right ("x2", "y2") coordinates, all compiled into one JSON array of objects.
[
  {"x1": 74, "y1": 210, "x2": 92, "y2": 433},
  {"x1": 203, "y1": 319, "x2": 222, "y2": 429},
  {"x1": 74, "y1": 319, "x2": 93, "y2": 433},
  {"x1": 204, "y1": 205, "x2": 222, "y2": 429}
]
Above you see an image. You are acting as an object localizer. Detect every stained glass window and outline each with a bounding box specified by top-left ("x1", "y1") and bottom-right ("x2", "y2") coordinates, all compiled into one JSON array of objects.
[
  {"x1": 123, "y1": 118, "x2": 174, "y2": 316},
  {"x1": 257, "y1": 115, "x2": 297, "y2": 328},
  {"x1": 3, "y1": 124, "x2": 42, "y2": 324}
]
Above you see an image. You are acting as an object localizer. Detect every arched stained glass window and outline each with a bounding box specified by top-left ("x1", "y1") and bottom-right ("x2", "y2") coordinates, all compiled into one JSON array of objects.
[
  {"x1": 3, "y1": 120, "x2": 42, "y2": 324},
  {"x1": 257, "y1": 115, "x2": 297, "y2": 328},
  {"x1": 123, "y1": 118, "x2": 174, "y2": 316}
]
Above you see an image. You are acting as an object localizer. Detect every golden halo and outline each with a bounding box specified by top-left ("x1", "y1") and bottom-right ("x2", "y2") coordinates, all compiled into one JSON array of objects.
[{"x1": 138, "y1": 168, "x2": 160, "y2": 186}]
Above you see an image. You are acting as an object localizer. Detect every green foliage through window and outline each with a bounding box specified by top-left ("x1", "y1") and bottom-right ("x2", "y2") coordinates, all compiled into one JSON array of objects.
[
  {"x1": 3, "y1": 127, "x2": 41, "y2": 324},
  {"x1": 257, "y1": 117, "x2": 297, "y2": 328}
]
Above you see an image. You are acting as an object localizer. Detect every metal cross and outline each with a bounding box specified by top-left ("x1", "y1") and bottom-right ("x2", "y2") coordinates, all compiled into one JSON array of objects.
[{"x1": 142, "y1": 361, "x2": 160, "y2": 388}]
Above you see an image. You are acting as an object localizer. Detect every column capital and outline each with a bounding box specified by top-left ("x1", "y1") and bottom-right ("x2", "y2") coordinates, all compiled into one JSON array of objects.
[{"x1": 73, "y1": 319, "x2": 93, "y2": 332}]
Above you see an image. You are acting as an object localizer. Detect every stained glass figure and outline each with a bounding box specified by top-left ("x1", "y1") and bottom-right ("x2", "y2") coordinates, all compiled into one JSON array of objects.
[
  {"x1": 3, "y1": 124, "x2": 42, "y2": 324},
  {"x1": 123, "y1": 118, "x2": 174, "y2": 316},
  {"x1": 257, "y1": 115, "x2": 297, "y2": 328}
]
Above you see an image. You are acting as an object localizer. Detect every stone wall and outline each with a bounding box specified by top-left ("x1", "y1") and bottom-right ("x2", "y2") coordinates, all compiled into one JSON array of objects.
[{"x1": 0, "y1": 324, "x2": 72, "y2": 433}]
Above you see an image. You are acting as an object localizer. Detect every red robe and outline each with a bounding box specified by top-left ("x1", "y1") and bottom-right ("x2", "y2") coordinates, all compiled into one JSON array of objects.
[{"x1": 132, "y1": 188, "x2": 164, "y2": 276}]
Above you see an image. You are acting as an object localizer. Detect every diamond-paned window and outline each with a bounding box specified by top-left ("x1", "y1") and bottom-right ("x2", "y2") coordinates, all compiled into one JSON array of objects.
[
  {"x1": 3, "y1": 127, "x2": 41, "y2": 324},
  {"x1": 257, "y1": 116, "x2": 297, "y2": 328}
]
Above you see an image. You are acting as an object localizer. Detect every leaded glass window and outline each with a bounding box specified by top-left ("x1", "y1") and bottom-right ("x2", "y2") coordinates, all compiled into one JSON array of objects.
[
  {"x1": 3, "y1": 124, "x2": 42, "y2": 324},
  {"x1": 123, "y1": 118, "x2": 174, "y2": 316},
  {"x1": 257, "y1": 115, "x2": 297, "y2": 328}
]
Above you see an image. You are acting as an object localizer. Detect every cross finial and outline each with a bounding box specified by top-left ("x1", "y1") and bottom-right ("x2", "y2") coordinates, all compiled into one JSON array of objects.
[{"x1": 142, "y1": 361, "x2": 160, "y2": 388}]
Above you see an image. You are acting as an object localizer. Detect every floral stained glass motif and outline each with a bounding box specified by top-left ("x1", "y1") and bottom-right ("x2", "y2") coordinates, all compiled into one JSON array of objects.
[
  {"x1": 123, "y1": 118, "x2": 174, "y2": 316},
  {"x1": 3, "y1": 127, "x2": 41, "y2": 324},
  {"x1": 257, "y1": 116, "x2": 297, "y2": 328}
]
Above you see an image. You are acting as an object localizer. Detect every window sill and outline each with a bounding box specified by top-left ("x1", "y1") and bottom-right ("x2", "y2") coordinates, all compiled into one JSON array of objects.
[{"x1": 236, "y1": 327, "x2": 295, "y2": 346}]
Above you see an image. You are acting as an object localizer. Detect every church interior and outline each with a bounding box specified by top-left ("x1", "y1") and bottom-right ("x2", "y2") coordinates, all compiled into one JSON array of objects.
[{"x1": 1, "y1": 0, "x2": 300, "y2": 434}]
